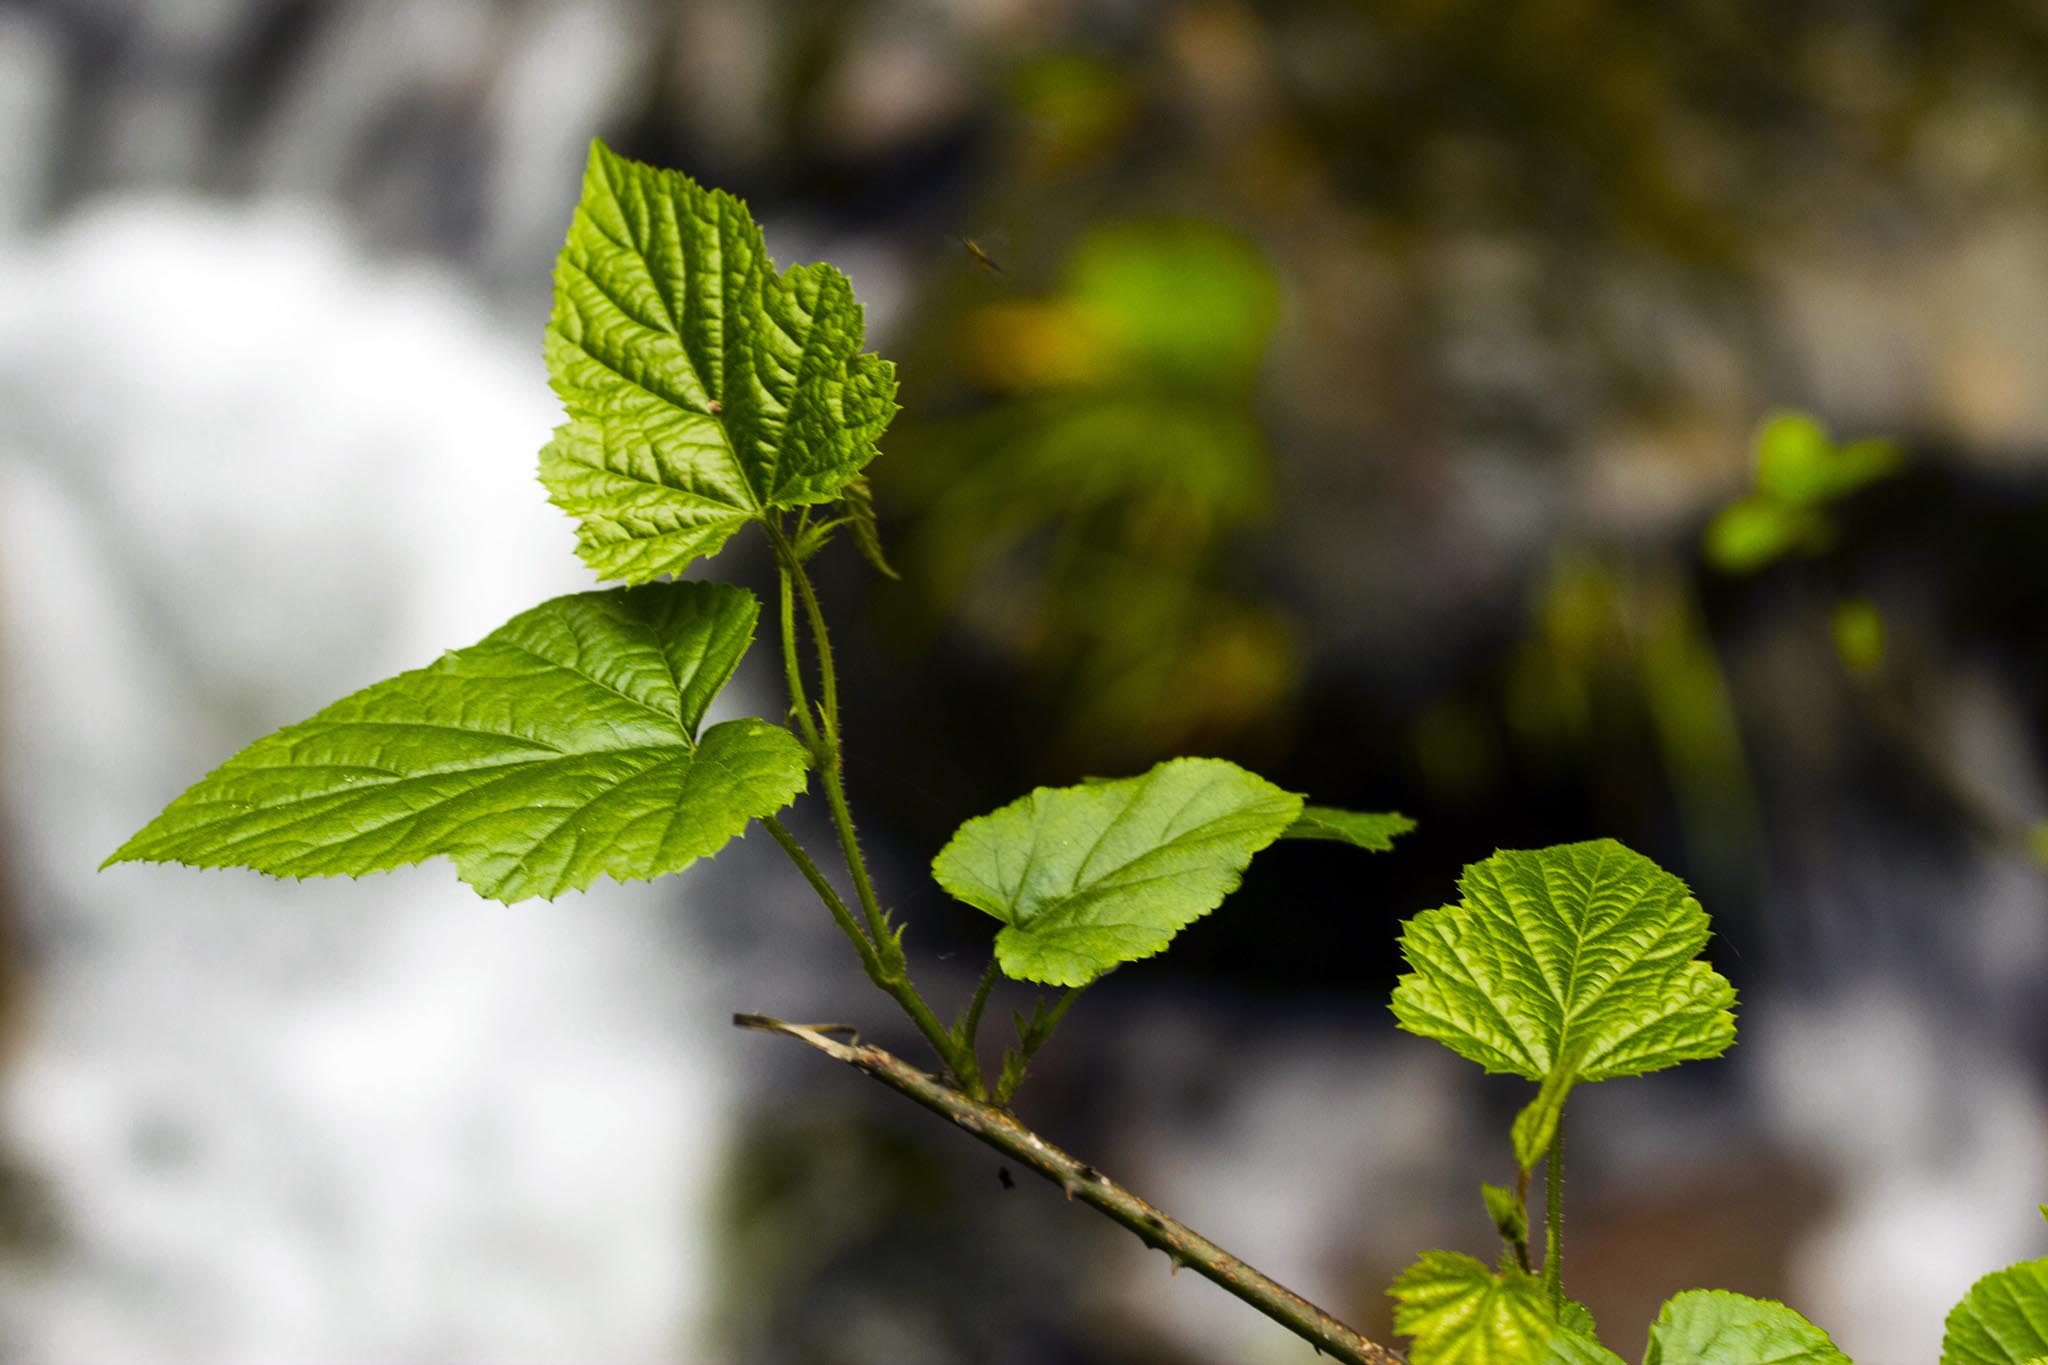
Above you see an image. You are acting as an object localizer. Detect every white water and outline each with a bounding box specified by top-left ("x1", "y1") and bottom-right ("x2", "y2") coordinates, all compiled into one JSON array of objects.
[{"x1": 0, "y1": 200, "x2": 734, "y2": 1363}]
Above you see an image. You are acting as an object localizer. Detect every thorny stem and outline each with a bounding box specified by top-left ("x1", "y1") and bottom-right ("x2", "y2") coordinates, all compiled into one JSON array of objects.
[
  {"x1": 1543, "y1": 1126, "x2": 1565, "y2": 1314},
  {"x1": 735, "y1": 1014, "x2": 1406, "y2": 1365}
]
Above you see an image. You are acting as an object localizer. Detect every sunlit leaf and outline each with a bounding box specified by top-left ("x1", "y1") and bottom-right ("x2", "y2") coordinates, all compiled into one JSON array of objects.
[
  {"x1": 1943, "y1": 1258, "x2": 2048, "y2": 1365},
  {"x1": 1390, "y1": 1251, "x2": 1559, "y2": 1365},
  {"x1": 1544, "y1": 1330, "x2": 1629, "y2": 1365},
  {"x1": 542, "y1": 140, "x2": 898, "y2": 582},
  {"x1": 1284, "y1": 805, "x2": 1415, "y2": 850},
  {"x1": 1644, "y1": 1290, "x2": 1849, "y2": 1365},
  {"x1": 1482, "y1": 1182, "x2": 1526, "y2": 1246},
  {"x1": 1391, "y1": 840, "x2": 1736, "y2": 1083},
  {"x1": 932, "y1": 757, "x2": 1302, "y2": 986},
  {"x1": 107, "y1": 584, "x2": 807, "y2": 903}
]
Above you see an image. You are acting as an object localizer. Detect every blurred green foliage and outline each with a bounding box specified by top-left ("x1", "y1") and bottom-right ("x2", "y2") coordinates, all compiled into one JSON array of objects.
[
  {"x1": 1830, "y1": 598, "x2": 1887, "y2": 674},
  {"x1": 1706, "y1": 414, "x2": 1903, "y2": 573},
  {"x1": 884, "y1": 221, "x2": 1292, "y2": 763},
  {"x1": 1507, "y1": 552, "x2": 1756, "y2": 869}
]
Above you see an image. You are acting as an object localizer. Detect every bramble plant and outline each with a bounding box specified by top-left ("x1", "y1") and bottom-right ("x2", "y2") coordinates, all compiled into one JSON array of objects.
[{"x1": 107, "y1": 142, "x2": 2046, "y2": 1364}]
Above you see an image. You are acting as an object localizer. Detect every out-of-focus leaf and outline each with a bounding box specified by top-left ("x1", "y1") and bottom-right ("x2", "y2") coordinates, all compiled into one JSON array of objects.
[
  {"x1": 1704, "y1": 498, "x2": 1825, "y2": 574},
  {"x1": 1831, "y1": 598, "x2": 1886, "y2": 673}
]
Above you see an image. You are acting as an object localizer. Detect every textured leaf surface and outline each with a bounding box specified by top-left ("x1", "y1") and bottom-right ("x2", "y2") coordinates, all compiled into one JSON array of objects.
[
  {"x1": 108, "y1": 584, "x2": 807, "y2": 902},
  {"x1": 1284, "y1": 805, "x2": 1415, "y2": 850},
  {"x1": 1944, "y1": 1258, "x2": 2048, "y2": 1365},
  {"x1": 1391, "y1": 1251, "x2": 1558, "y2": 1365},
  {"x1": 932, "y1": 757, "x2": 1301, "y2": 986},
  {"x1": 1644, "y1": 1291, "x2": 1849, "y2": 1365},
  {"x1": 1544, "y1": 1331, "x2": 1628, "y2": 1365},
  {"x1": 1392, "y1": 839, "x2": 1736, "y2": 1083},
  {"x1": 542, "y1": 140, "x2": 897, "y2": 581}
]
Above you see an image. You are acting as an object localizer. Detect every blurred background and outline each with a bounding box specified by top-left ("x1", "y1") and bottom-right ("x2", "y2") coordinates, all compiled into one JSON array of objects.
[{"x1": 1, "y1": 1, "x2": 2045, "y2": 1361}]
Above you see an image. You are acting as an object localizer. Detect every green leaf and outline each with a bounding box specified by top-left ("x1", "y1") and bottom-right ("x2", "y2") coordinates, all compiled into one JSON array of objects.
[
  {"x1": 106, "y1": 583, "x2": 808, "y2": 903},
  {"x1": 1482, "y1": 1182, "x2": 1527, "y2": 1246},
  {"x1": 1391, "y1": 840, "x2": 1737, "y2": 1083},
  {"x1": 1830, "y1": 598, "x2": 1885, "y2": 673},
  {"x1": 1391, "y1": 1251, "x2": 1559, "y2": 1365},
  {"x1": 1510, "y1": 1060, "x2": 1581, "y2": 1171},
  {"x1": 1284, "y1": 805, "x2": 1415, "y2": 850},
  {"x1": 1644, "y1": 1290, "x2": 1849, "y2": 1365},
  {"x1": 1754, "y1": 411, "x2": 1900, "y2": 507},
  {"x1": 839, "y1": 476, "x2": 899, "y2": 579},
  {"x1": 1543, "y1": 1330, "x2": 1628, "y2": 1365},
  {"x1": 542, "y1": 140, "x2": 898, "y2": 582},
  {"x1": 1943, "y1": 1258, "x2": 2048, "y2": 1365},
  {"x1": 931, "y1": 757, "x2": 1302, "y2": 986},
  {"x1": 1559, "y1": 1300, "x2": 1599, "y2": 1343},
  {"x1": 1703, "y1": 498, "x2": 1825, "y2": 574}
]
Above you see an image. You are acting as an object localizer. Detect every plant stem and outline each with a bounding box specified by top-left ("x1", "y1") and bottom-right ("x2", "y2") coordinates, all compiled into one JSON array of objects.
[
  {"x1": 784, "y1": 532, "x2": 842, "y2": 741},
  {"x1": 761, "y1": 815, "x2": 877, "y2": 976},
  {"x1": 761, "y1": 517, "x2": 973, "y2": 1089},
  {"x1": 771, "y1": 543, "x2": 827, "y2": 759},
  {"x1": 736, "y1": 1014, "x2": 1406, "y2": 1365},
  {"x1": 993, "y1": 986, "x2": 1081, "y2": 1108},
  {"x1": 959, "y1": 959, "x2": 999, "y2": 1053},
  {"x1": 1543, "y1": 1125, "x2": 1564, "y2": 1314}
]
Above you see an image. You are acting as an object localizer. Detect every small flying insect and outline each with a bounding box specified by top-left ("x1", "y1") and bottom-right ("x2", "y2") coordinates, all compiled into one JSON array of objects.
[
  {"x1": 997, "y1": 1166, "x2": 1015, "y2": 1190},
  {"x1": 953, "y1": 232, "x2": 1007, "y2": 276}
]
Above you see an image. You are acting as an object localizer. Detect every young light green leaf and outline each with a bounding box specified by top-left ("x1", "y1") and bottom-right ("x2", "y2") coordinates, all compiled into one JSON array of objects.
[
  {"x1": 106, "y1": 583, "x2": 808, "y2": 903},
  {"x1": 1482, "y1": 1182, "x2": 1527, "y2": 1247},
  {"x1": 839, "y1": 476, "x2": 899, "y2": 579},
  {"x1": 1510, "y1": 1060, "x2": 1581, "y2": 1172},
  {"x1": 1558, "y1": 1300, "x2": 1600, "y2": 1344},
  {"x1": 1284, "y1": 805, "x2": 1415, "y2": 850},
  {"x1": 1390, "y1": 1250, "x2": 1559, "y2": 1365},
  {"x1": 1392, "y1": 839, "x2": 1736, "y2": 1083},
  {"x1": 1644, "y1": 1290, "x2": 1849, "y2": 1365},
  {"x1": 542, "y1": 140, "x2": 898, "y2": 582},
  {"x1": 1942, "y1": 1258, "x2": 2048, "y2": 1365},
  {"x1": 932, "y1": 757, "x2": 1302, "y2": 987}
]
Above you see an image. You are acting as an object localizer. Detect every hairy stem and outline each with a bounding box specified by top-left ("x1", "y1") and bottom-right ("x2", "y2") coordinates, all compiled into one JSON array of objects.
[
  {"x1": 959, "y1": 959, "x2": 999, "y2": 1053},
  {"x1": 737, "y1": 1015, "x2": 1406, "y2": 1365},
  {"x1": 762, "y1": 518, "x2": 973, "y2": 1088},
  {"x1": 761, "y1": 815, "x2": 877, "y2": 976},
  {"x1": 994, "y1": 986, "x2": 1081, "y2": 1108},
  {"x1": 769, "y1": 533, "x2": 828, "y2": 761},
  {"x1": 1543, "y1": 1125, "x2": 1564, "y2": 1314}
]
